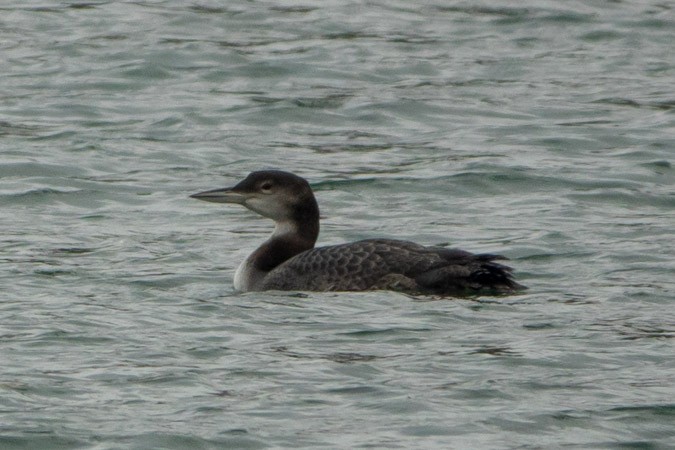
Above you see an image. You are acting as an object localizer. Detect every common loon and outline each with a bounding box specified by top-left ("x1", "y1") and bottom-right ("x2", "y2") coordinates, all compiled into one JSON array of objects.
[{"x1": 190, "y1": 170, "x2": 525, "y2": 295}]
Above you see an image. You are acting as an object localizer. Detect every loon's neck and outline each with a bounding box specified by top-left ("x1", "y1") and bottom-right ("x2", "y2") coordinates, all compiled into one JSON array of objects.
[{"x1": 234, "y1": 198, "x2": 320, "y2": 291}]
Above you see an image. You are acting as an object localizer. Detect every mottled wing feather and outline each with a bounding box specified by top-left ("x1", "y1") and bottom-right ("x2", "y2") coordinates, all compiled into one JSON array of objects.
[
  {"x1": 261, "y1": 239, "x2": 523, "y2": 294},
  {"x1": 261, "y1": 240, "x2": 393, "y2": 290}
]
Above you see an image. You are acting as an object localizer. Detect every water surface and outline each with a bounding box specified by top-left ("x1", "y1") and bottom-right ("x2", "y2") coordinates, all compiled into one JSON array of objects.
[{"x1": 1, "y1": 1, "x2": 674, "y2": 448}]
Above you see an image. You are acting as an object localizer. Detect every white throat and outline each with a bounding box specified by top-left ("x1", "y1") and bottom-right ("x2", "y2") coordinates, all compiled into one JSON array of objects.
[{"x1": 272, "y1": 220, "x2": 298, "y2": 238}]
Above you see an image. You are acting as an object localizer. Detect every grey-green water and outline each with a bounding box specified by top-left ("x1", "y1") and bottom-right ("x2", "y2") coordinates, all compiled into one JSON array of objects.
[{"x1": 2, "y1": 1, "x2": 674, "y2": 448}]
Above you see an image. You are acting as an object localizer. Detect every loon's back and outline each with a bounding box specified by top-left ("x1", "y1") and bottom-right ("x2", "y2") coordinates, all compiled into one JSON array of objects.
[{"x1": 261, "y1": 239, "x2": 523, "y2": 294}]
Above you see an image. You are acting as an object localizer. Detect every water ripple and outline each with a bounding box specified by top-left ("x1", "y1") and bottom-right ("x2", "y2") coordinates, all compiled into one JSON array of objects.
[{"x1": 1, "y1": 0, "x2": 674, "y2": 448}]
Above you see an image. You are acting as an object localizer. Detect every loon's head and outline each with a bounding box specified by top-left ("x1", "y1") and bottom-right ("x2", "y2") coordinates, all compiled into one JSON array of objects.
[{"x1": 190, "y1": 170, "x2": 319, "y2": 224}]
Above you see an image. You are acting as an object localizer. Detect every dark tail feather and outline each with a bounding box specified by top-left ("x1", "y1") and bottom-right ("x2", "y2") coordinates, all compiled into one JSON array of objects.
[
  {"x1": 469, "y1": 261, "x2": 526, "y2": 293},
  {"x1": 415, "y1": 257, "x2": 526, "y2": 295}
]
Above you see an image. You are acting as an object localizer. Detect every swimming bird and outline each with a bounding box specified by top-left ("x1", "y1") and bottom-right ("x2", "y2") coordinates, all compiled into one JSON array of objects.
[{"x1": 190, "y1": 170, "x2": 525, "y2": 295}]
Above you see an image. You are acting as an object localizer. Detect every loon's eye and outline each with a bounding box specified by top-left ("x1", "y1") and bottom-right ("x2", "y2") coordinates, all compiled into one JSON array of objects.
[{"x1": 260, "y1": 181, "x2": 274, "y2": 193}]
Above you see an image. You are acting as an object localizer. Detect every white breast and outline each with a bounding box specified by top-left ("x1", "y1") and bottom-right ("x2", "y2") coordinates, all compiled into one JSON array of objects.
[
  {"x1": 233, "y1": 260, "x2": 248, "y2": 291},
  {"x1": 233, "y1": 255, "x2": 266, "y2": 292}
]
